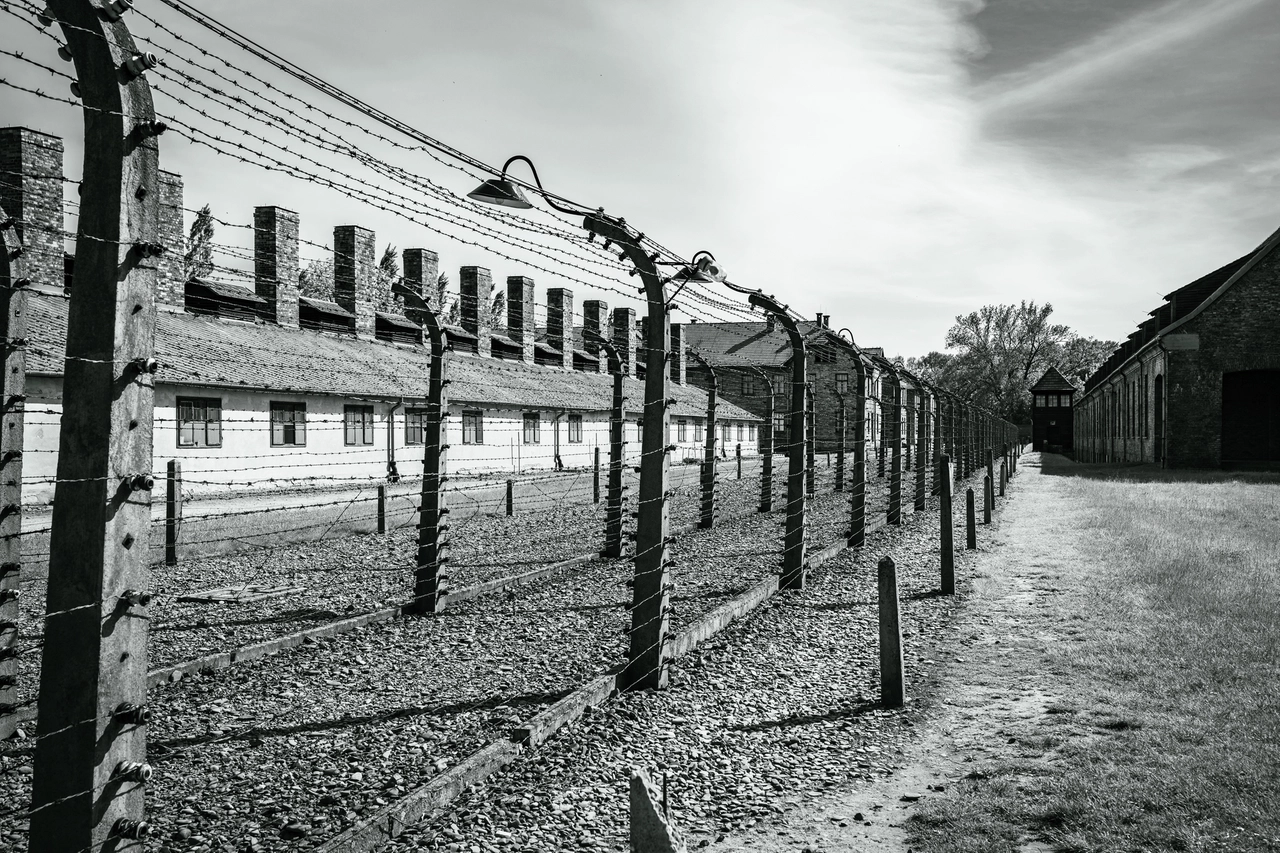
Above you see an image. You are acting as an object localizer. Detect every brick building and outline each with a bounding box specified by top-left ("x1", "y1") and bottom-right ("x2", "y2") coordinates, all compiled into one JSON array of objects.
[
  {"x1": 1, "y1": 127, "x2": 759, "y2": 500},
  {"x1": 1029, "y1": 367, "x2": 1076, "y2": 452},
  {"x1": 1075, "y1": 226, "x2": 1280, "y2": 468},
  {"x1": 679, "y1": 317, "x2": 925, "y2": 464}
]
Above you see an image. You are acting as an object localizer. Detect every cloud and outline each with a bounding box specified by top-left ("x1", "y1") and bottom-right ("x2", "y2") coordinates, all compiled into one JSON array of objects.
[{"x1": 977, "y1": 0, "x2": 1268, "y2": 116}]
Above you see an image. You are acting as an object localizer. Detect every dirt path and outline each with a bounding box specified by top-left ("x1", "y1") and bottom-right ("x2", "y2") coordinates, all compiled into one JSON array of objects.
[{"x1": 714, "y1": 453, "x2": 1084, "y2": 852}]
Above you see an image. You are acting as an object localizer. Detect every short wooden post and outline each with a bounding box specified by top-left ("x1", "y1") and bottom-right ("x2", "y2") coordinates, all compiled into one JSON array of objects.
[
  {"x1": 986, "y1": 448, "x2": 995, "y2": 501},
  {"x1": 1000, "y1": 462, "x2": 1007, "y2": 497},
  {"x1": 983, "y1": 475, "x2": 992, "y2": 525},
  {"x1": 877, "y1": 556, "x2": 905, "y2": 708},
  {"x1": 939, "y1": 455, "x2": 954, "y2": 595},
  {"x1": 505, "y1": 479, "x2": 514, "y2": 517},
  {"x1": 736, "y1": 442, "x2": 742, "y2": 480},
  {"x1": 966, "y1": 488, "x2": 976, "y2": 549},
  {"x1": 165, "y1": 460, "x2": 181, "y2": 567},
  {"x1": 593, "y1": 446, "x2": 600, "y2": 504},
  {"x1": 377, "y1": 484, "x2": 387, "y2": 533}
]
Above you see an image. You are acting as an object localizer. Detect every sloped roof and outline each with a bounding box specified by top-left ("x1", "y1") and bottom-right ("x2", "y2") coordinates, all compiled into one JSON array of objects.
[
  {"x1": 1085, "y1": 224, "x2": 1280, "y2": 393},
  {"x1": 26, "y1": 295, "x2": 757, "y2": 421},
  {"x1": 299, "y1": 295, "x2": 355, "y2": 318},
  {"x1": 1031, "y1": 366, "x2": 1077, "y2": 392}
]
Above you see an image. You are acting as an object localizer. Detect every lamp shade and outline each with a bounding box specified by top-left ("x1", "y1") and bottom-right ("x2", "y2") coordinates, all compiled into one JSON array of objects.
[{"x1": 467, "y1": 178, "x2": 533, "y2": 209}]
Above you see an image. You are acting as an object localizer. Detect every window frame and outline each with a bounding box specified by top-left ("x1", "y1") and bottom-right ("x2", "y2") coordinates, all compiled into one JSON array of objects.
[
  {"x1": 176, "y1": 396, "x2": 222, "y2": 448},
  {"x1": 343, "y1": 404, "x2": 375, "y2": 446},
  {"x1": 405, "y1": 408, "x2": 427, "y2": 446},
  {"x1": 522, "y1": 412, "x2": 541, "y2": 445},
  {"x1": 567, "y1": 413, "x2": 583, "y2": 444},
  {"x1": 835, "y1": 372, "x2": 849, "y2": 395},
  {"x1": 269, "y1": 401, "x2": 307, "y2": 447},
  {"x1": 462, "y1": 409, "x2": 484, "y2": 445},
  {"x1": 693, "y1": 419, "x2": 704, "y2": 443},
  {"x1": 677, "y1": 419, "x2": 688, "y2": 442}
]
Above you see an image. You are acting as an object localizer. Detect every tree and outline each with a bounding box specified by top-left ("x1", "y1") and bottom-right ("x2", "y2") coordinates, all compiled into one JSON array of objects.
[
  {"x1": 183, "y1": 204, "x2": 214, "y2": 282},
  {"x1": 490, "y1": 291, "x2": 506, "y2": 332},
  {"x1": 298, "y1": 257, "x2": 334, "y2": 301},
  {"x1": 909, "y1": 302, "x2": 1116, "y2": 423},
  {"x1": 371, "y1": 243, "x2": 402, "y2": 313}
]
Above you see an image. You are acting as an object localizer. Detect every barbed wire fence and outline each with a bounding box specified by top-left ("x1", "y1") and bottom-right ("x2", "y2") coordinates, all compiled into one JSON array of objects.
[{"x1": 0, "y1": 2, "x2": 1021, "y2": 851}]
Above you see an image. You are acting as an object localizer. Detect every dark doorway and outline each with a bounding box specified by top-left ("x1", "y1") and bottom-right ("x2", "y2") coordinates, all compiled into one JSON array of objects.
[
  {"x1": 1154, "y1": 374, "x2": 1164, "y2": 465},
  {"x1": 1222, "y1": 370, "x2": 1280, "y2": 468}
]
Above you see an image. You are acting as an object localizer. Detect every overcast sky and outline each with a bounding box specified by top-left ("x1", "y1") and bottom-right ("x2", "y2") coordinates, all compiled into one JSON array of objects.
[{"x1": 2, "y1": 0, "x2": 1277, "y2": 357}]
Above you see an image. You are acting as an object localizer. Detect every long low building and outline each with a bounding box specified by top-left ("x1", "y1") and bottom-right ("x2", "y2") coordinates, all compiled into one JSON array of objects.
[
  {"x1": 1074, "y1": 224, "x2": 1280, "y2": 469},
  {"x1": 3, "y1": 127, "x2": 760, "y2": 502}
]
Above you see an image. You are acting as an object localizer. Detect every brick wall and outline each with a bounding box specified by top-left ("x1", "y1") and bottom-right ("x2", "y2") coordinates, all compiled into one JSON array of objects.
[
  {"x1": 460, "y1": 266, "x2": 493, "y2": 357},
  {"x1": 506, "y1": 275, "x2": 535, "y2": 363},
  {"x1": 254, "y1": 206, "x2": 300, "y2": 328},
  {"x1": 1167, "y1": 241, "x2": 1280, "y2": 467},
  {"x1": 334, "y1": 225, "x2": 375, "y2": 339},
  {"x1": 0, "y1": 128, "x2": 64, "y2": 292},
  {"x1": 545, "y1": 287, "x2": 574, "y2": 369},
  {"x1": 156, "y1": 172, "x2": 185, "y2": 311}
]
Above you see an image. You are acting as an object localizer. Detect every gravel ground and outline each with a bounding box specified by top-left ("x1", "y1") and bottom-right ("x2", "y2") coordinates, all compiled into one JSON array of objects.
[
  {"x1": 380, "y1": 468, "x2": 984, "y2": 853},
  {"x1": 0, "y1": 459, "x2": 956, "y2": 853}
]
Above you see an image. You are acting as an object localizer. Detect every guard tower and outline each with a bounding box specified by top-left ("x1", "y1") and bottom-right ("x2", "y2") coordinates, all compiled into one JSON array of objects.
[{"x1": 1031, "y1": 366, "x2": 1077, "y2": 452}]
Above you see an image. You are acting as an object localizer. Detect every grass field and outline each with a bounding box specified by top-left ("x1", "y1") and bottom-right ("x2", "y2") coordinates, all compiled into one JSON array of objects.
[{"x1": 908, "y1": 461, "x2": 1280, "y2": 853}]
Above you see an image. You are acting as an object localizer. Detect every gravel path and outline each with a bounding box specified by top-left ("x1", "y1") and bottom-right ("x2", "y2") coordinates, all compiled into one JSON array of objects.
[
  {"x1": 0, "y1": 457, "x2": 947, "y2": 852},
  {"x1": 378, "y1": 468, "x2": 983, "y2": 853}
]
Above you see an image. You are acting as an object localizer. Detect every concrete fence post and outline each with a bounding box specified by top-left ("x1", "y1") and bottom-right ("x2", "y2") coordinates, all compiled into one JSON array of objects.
[
  {"x1": 165, "y1": 461, "x2": 181, "y2": 567},
  {"x1": 939, "y1": 455, "x2": 955, "y2": 595},
  {"x1": 966, "y1": 487, "x2": 977, "y2": 550},
  {"x1": 30, "y1": 4, "x2": 162, "y2": 845},
  {"x1": 585, "y1": 213, "x2": 672, "y2": 691},
  {"x1": 878, "y1": 556, "x2": 905, "y2": 709}
]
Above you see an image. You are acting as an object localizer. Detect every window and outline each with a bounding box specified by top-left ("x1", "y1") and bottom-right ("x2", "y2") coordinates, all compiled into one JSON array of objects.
[
  {"x1": 741, "y1": 374, "x2": 757, "y2": 396},
  {"x1": 678, "y1": 419, "x2": 688, "y2": 442},
  {"x1": 749, "y1": 424, "x2": 756, "y2": 441},
  {"x1": 270, "y1": 402, "x2": 306, "y2": 447},
  {"x1": 1034, "y1": 394, "x2": 1045, "y2": 408},
  {"x1": 721, "y1": 423, "x2": 730, "y2": 444},
  {"x1": 462, "y1": 410, "x2": 484, "y2": 445},
  {"x1": 567, "y1": 414, "x2": 583, "y2": 443},
  {"x1": 522, "y1": 412, "x2": 540, "y2": 444},
  {"x1": 736, "y1": 422, "x2": 744, "y2": 441},
  {"x1": 694, "y1": 419, "x2": 704, "y2": 442},
  {"x1": 406, "y1": 408, "x2": 426, "y2": 445},
  {"x1": 344, "y1": 405, "x2": 374, "y2": 446},
  {"x1": 177, "y1": 397, "x2": 222, "y2": 447},
  {"x1": 835, "y1": 372, "x2": 849, "y2": 394},
  {"x1": 813, "y1": 347, "x2": 835, "y2": 364},
  {"x1": 773, "y1": 411, "x2": 785, "y2": 435}
]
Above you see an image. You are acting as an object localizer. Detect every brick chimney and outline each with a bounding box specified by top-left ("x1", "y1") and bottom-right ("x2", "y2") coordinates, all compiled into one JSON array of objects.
[
  {"x1": 155, "y1": 171, "x2": 186, "y2": 312},
  {"x1": 583, "y1": 299, "x2": 609, "y2": 374},
  {"x1": 546, "y1": 287, "x2": 574, "y2": 370},
  {"x1": 253, "y1": 206, "x2": 300, "y2": 328},
  {"x1": 506, "y1": 275, "x2": 535, "y2": 363},
  {"x1": 400, "y1": 248, "x2": 438, "y2": 329},
  {"x1": 612, "y1": 306, "x2": 637, "y2": 377},
  {"x1": 334, "y1": 225, "x2": 375, "y2": 339},
  {"x1": 460, "y1": 265, "x2": 493, "y2": 357},
  {"x1": 670, "y1": 322, "x2": 686, "y2": 385},
  {"x1": 0, "y1": 128, "x2": 64, "y2": 293}
]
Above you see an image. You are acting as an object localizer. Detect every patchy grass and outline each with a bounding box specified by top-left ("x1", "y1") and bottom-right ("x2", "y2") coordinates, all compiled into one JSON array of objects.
[{"x1": 908, "y1": 461, "x2": 1280, "y2": 853}]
